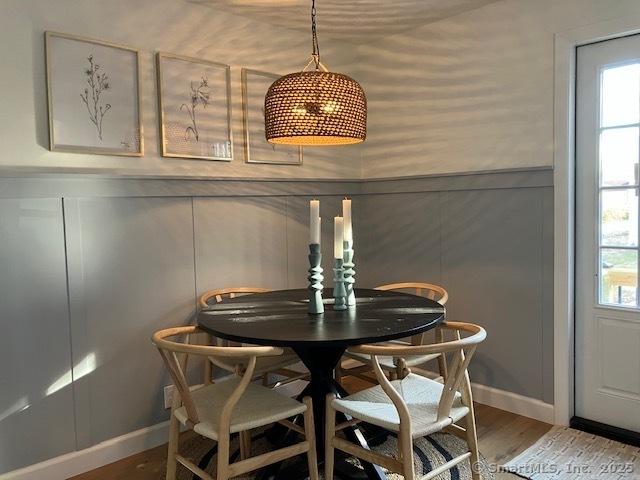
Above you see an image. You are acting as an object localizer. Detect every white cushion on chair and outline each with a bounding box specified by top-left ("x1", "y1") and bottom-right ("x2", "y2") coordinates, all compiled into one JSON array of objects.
[
  {"x1": 332, "y1": 373, "x2": 469, "y2": 438},
  {"x1": 174, "y1": 377, "x2": 307, "y2": 440}
]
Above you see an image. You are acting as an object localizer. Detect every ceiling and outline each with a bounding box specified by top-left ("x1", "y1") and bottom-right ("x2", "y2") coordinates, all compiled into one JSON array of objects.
[{"x1": 189, "y1": 0, "x2": 501, "y2": 42}]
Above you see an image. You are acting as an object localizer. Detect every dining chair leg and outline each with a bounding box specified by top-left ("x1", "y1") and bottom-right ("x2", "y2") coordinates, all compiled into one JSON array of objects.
[
  {"x1": 302, "y1": 396, "x2": 319, "y2": 480},
  {"x1": 165, "y1": 412, "x2": 180, "y2": 480},
  {"x1": 217, "y1": 430, "x2": 230, "y2": 480},
  {"x1": 239, "y1": 431, "x2": 251, "y2": 460},
  {"x1": 324, "y1": 393, "x2": 336, "y2": 480},
  {"x1": 464, "y1": 409, "x2": 481, "y2": 480},
  {"x1": 334, "y1": 364, "x2": 344, "y2": 384},
  {"x1": 398, "y1": 426, "x2": 415, "y2": 479},
  {"x1": 399, "y1": 427, "x2": 415, "y2": 480}
]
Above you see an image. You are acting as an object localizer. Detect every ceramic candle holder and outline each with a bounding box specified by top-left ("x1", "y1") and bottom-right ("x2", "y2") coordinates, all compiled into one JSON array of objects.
[
  {"x1": 343, "y1": 239, "x2": 356, "y2": 307},
  {"x1": 307, "y1": 243, "x2": 324, "y2": 314},
  {"x1": 333, "y1": 258, "x2": 347, "y2": 311}
]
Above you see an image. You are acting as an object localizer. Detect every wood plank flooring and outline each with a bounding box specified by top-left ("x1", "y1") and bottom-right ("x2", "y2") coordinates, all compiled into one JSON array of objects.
[{"x1": 70, "y1": 377, "x2": 552, "y2": 480}]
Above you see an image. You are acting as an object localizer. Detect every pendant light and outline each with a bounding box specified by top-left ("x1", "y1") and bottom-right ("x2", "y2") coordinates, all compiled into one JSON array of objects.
[{"x1": 264, "y1": 0, "x2": 367, "y2": 146}]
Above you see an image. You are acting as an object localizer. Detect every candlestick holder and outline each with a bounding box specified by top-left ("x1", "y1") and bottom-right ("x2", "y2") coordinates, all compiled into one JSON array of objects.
[
  {"x1": 343, "y1": 239, "x2": 356, "y2": 307},
  {"x1": 307, "y1": 243, "x2": 324, "y2": 314},
  {"x1": 333, "y1": 258, "x2": 347, "y2": 310}
]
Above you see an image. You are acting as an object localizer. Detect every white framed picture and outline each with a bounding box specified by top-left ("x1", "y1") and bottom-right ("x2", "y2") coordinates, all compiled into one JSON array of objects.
[
  {"x1": 157, "y1": 53, "x2": 233, "y2": 161},
  {"x1": 242, "y1": 68, "x2": 302, "y2": 165},
  {"x1": 45, "y1": 31, "x2": 143, "y2": 156}
]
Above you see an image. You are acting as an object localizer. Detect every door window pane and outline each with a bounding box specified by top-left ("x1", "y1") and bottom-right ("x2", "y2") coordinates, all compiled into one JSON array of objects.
[
  {"x1": 601, "y1": 248, "x2": 638, "y2": 306},
  {"x1": 600, "y1": 127, "x2": 639, "y2": 186},
  {"x1": 601, "y1": 189, "x2": 638, "y2": 246},
  {"x1": 601, "y1": 64, "x2": 640, "y2": 128}
]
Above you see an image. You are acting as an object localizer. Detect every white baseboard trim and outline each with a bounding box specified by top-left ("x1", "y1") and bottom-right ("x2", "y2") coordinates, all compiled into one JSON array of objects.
[
  {"x1": 411, "y1": 367, "x2": 555, "y2": 424},
  {"x1": 0, "y1": 421, "x2": 170, "y2": 480},
  {"x1": 469, "y1": 382, "x2": 555, "y2": 424}
]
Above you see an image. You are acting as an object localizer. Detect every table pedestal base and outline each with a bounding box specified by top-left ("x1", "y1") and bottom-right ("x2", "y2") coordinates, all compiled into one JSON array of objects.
[{"x1": 255, "y1": 345, "x2": 386, "y2": 480}]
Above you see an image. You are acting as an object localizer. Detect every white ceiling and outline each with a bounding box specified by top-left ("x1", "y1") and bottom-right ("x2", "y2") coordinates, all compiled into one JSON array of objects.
[{"x1": 189, "y1": 0, "x2": 501, "y2": 42}]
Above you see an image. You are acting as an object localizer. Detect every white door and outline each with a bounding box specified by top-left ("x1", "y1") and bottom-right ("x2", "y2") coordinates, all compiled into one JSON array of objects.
[{"x1": 576, "y1": 35, "x2": 640, "y2": 432}]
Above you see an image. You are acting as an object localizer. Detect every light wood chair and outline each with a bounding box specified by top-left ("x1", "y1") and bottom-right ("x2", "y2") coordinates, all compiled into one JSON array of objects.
[
  {"x1": 152, "y1": 326, "x2": 319, "y2": 480},
  {"x1": 339, "y1": 282, "x2": 449, "y2": 382},
  {"x1": 199, "y1": 288, "x2": 306, "y2": 388},
  {"x1": 326, "y1": 321, "x2": 486, "y2": 480}
]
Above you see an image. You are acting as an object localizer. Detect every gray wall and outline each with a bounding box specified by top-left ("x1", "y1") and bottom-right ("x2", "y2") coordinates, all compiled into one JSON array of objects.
[{"x1": 0, "y1": 169, "x2": 552, "y2": 473}]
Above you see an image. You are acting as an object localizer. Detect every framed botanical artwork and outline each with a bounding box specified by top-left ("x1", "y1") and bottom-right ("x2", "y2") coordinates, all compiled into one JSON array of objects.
[
  {"x1": 45, "y1": 31, "x2": 143, "y2": 156},
  {"x1": 241, "y1": 68, "x2": 302, "y2": 165},
  {"x1": 157, "y1": 53, "x2": 233, "y2": 161}
]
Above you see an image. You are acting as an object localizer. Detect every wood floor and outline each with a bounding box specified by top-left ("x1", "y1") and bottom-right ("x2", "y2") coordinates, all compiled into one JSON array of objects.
[{"x1": 70, "y1": 377, "x2": 552, "y2": 480}]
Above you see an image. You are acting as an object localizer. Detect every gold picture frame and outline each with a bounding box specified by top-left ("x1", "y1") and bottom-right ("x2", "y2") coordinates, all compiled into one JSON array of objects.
[
  {"x1": 157, "y1": 52, "x2": 233, "y2": 161},
  {"x1": 242, "y1": 68, "x2": 302, "y2": 165},
  {"x1": 45, "y1": 31, "x2": 144, "y2": 157}
]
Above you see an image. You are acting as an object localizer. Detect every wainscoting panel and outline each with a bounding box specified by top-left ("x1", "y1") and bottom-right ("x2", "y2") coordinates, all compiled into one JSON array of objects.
[
  {"x1": 441, "y1": 188, "x2": 548, "y2": 401},
  {"x1": 357, "y1": 192, "x2": 442, "y2": 288},
  {"x1": 193, "y1": 197, "x2": 289, "y2": 295},
  {"x1": 0, "y1": 198, "x2": 76, "y2": 473},
  {"x1": 64, "y1": 197, "x2": 197, "y2": 449}
]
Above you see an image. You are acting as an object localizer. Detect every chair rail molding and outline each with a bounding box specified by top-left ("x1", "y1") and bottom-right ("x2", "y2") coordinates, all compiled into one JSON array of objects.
[{"x1": 553, "y1": 14, "x2": 640, "y2": 426}]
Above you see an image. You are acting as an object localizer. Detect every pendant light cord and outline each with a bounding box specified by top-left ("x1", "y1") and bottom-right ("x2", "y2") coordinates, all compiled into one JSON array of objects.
[{"x1": 311, "y1": 0, "x2": 321, "y2": 70}]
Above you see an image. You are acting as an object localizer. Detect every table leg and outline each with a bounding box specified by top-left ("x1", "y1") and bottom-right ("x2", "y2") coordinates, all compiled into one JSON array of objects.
[
  {"x1": 294, "y1": 346, "x2": 386, "y2": 480},
  {"x1": 257, "y1": 346, "x2": 386, "y2": 480}
]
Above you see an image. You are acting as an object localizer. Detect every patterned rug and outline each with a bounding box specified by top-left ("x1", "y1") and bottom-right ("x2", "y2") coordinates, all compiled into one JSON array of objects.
[
  {"x1": 501, "y1": 426, "x2": 640, "y2": 480},
  {"x1": 163, "y1": 428, "x2": 495, "y2": 479}
]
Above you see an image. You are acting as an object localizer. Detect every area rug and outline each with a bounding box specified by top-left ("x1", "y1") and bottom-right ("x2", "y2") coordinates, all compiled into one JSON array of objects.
[
  {"x1": 163, "y1": 429, "x2": 495, "y2": 479},
  {"x1": 501, "y1": 426, "x2": 640, "y2": 480}
]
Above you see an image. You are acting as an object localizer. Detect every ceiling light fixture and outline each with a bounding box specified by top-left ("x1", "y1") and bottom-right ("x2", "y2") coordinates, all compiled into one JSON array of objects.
[{"x1": 264, "y1": 0, "x2": 367, "y2": 146}]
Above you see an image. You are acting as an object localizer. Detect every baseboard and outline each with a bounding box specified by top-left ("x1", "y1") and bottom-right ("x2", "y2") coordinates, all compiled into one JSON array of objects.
[
  {"x1": 0, "y1": 421, "x2": 170, "y2": 480},
  {"x1": 410, "y1": 367, "x2": 555, "y2": 424},
  {"x1": 470, "y1": 381, "x2": 555, "y2": 424}
]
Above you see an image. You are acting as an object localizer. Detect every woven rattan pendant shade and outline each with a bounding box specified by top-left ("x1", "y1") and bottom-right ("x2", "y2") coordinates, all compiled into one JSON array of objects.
[{"x1": 265, "y1": 70, "x2": 367, "y2": 146}]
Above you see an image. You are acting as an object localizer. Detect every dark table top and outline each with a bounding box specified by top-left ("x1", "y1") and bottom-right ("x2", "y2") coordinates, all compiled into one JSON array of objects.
[{"x1": 197, "y1": 288, "x2": 445, "y2": 348}]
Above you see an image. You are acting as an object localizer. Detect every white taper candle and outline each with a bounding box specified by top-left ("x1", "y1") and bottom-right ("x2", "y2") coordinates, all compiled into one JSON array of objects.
[
  {"x1": 334, "y1": 217, "x2": 344, "y2": 259},
  {"x1": 311, "y1": 217, "x2": 321, "y2": 244},
  {"x1": 310, "y1": 200, "x2": 320, "y2": 244},
  {"x1": 342, "y1": 198, "x2": 352, "y2": 243}
]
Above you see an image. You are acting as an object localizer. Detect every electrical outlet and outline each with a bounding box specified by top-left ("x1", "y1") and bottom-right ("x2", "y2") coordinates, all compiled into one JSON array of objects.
[{"x1": 163, "y1": 385, "x2": 175, "y2": 409}]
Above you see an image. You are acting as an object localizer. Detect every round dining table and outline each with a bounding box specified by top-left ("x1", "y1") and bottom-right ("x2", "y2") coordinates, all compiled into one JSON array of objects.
[{"x1": 197, "y1": 288, "x2": 445, "y2": 480}]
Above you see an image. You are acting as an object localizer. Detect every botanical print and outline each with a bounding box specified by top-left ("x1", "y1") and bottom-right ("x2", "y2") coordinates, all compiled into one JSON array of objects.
[
  {"x1": 80, "y1": 55, "x2": 111, "y2": 141},
  {"x1": 46, "y1": 32, "x2": 142, "y2": 156},
  {"x1": 157, "y1": 53, "x2": 232, "y2": 160},
  {"x1": 242, "y1": 69, "x2": 301, "y2": 165},
  {"x1": 181, "y1": 76, "x2": 210, "y2": 142}
]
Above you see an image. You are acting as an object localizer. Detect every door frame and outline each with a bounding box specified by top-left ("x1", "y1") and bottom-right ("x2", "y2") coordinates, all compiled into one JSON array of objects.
[{"x1": 554, "y1": 15, "x2": 640, "y2": 426}]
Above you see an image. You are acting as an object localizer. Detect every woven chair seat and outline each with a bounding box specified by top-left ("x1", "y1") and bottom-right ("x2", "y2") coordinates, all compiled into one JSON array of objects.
[
  {"x1": 174, "y1": 377, "x2": 307, "y2": 440},
  {"x1": 332, "y1": 374, "x2": 469, "y2": 438}
]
